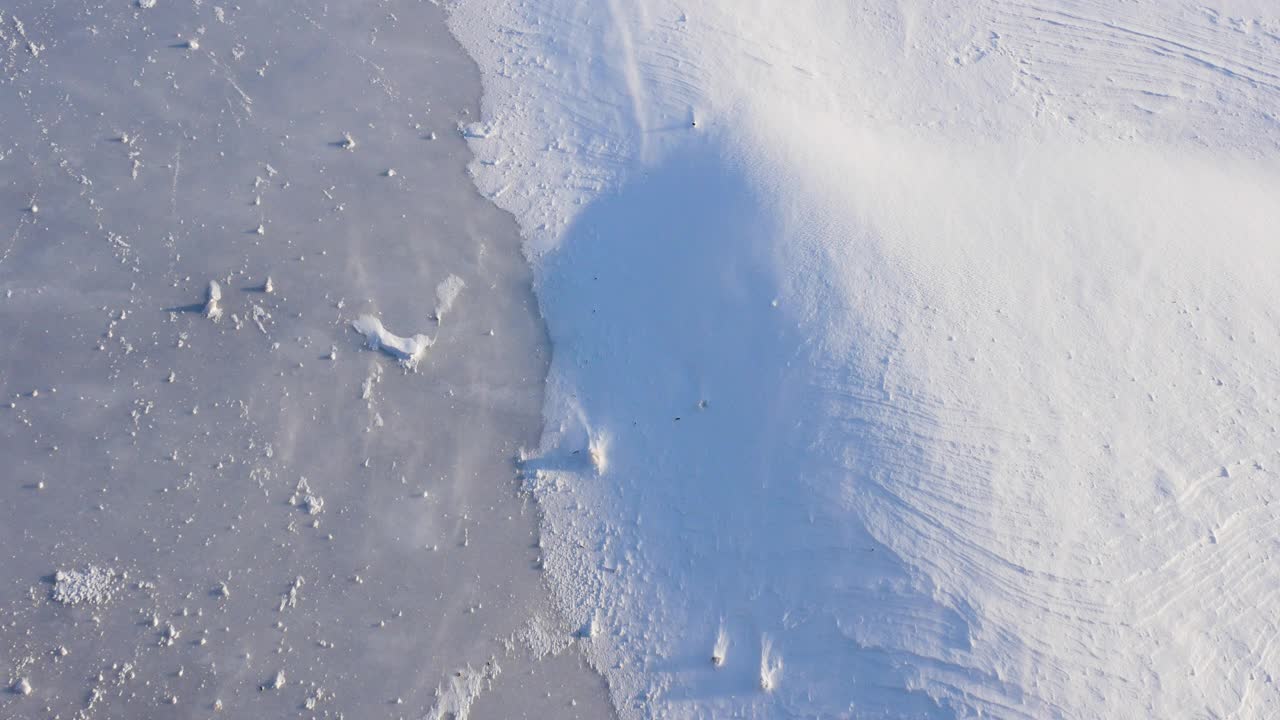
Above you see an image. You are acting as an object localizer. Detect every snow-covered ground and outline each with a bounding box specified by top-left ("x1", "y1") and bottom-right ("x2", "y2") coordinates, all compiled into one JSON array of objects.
[
  {"x1": 0, "y1": 2, "x2": 612, "y2": 719},
  {"x1": 446, "y1": 0, "x2": 1280, "y2": 717}
]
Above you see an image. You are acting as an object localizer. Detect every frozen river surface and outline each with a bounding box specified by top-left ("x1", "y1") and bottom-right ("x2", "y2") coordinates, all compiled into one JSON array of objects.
[{"x1": 0, "y1": 2, "x2": 612, "y2": 718}]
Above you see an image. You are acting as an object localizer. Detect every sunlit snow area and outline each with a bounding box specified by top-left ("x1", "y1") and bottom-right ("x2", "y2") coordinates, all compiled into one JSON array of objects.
[{"x1": 5, "y1": 0, "x2": 1280, "y2": 719}]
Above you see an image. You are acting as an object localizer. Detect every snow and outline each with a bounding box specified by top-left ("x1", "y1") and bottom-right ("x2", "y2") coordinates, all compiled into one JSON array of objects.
[
  {"x1": 8, "y1": 0, "x2": 1278, "y2": 717},
  {"x1": 289, "y1": 477, "x2": 324, "y2": 515},
  {"x1": 433, "y1": 273, "x2": 465, "y2": 325},
  {"x1": 51, "y1": 566, "x2": 118, "y2": 606},
  {"x1": 203, "y1": 280, "x2": 222, "y2": 322},
  {"x1": 447, "y1": 0, "x2": 1280, "y2": 717},
  {"x1": 425, "y1": 660, "x2": 501, "y2": 720},
  {"x1": 352, "y1": 314, "x2": 433, "y2": 370}
]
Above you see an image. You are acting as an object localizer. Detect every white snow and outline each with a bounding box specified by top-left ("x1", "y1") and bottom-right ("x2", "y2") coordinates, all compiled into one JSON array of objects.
[
  {"x1": 203, "y1": 280, "x2": 222, "y2": 322},
  {"x1": 585, "y1": 431, "x2": 607, "y2": 476},
  {"x1": 278, "y1": 575, "x2": 304, "y2": 612},
  {"x1": 432, "y1": 274, "x2": 465, "y2": 325},
  {"x1": 51, "y1": 566, "x2": 118, "y2": 606},
  {"x1": 266, "y1": 670, "x2": 285, "y2": 691},
  {"x1": 425, "y1": 660, "x2": 501, "y2": 720},
  {"x1": 447, "y1": 0, "x2": 1280, "y2": 718},
  {"x1": 710, "y1": 620, "x2": 727, "y2": 668},
  {"x1": 290, "y1": 477, "x2": 324, "y2": 515},
  {"x1": 352, "y1": 314, "x2": 433, "y2": 370},
  {"x1": 758, "y1": 635, "x2": 781, "y2": 693}
]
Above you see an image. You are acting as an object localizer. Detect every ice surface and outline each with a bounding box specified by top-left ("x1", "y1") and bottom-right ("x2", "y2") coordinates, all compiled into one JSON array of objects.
[
  {"x1": 0, "y1": 2, "x2": 612, "y2": 719},
  {"x1": 447, "y1": 0, "x2": 1280, "y2": 717}
]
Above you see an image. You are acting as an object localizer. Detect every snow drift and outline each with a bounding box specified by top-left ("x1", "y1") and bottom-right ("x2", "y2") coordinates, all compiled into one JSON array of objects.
[
  {"x1": 448, "y1": 1, "x2": 1280, "y2": 717},
  {"x1": 352, "y1": 314, "x2": 434, "y2": 370}
]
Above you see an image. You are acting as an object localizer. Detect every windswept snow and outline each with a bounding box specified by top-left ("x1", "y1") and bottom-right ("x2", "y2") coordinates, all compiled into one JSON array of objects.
[
  {"x1": 433, "y1": 273, "x2": 465, "y2": 325},
  {"x1": 425, "y1": 660, "x2": 500, "y2": 720},
  {"x1": 447, "y1": 0, "x2": 1280, "y2": 718}
]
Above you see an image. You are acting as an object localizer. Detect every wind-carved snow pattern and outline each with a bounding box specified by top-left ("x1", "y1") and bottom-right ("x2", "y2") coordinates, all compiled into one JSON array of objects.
[
  {"x1": 447, "y1": 0, "x2": 1280, "y2": 718},
  {"x1": 424, "y1": 660, "x2": 501, "y2": 720}
]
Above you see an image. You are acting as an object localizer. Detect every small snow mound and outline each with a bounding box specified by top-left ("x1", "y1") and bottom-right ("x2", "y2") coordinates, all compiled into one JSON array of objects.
[
  {"x1": 352, "y1": 314, "x2": 433, "y2": 370},
  {"x1": 52, "y1": 566, "x2": 118, "y2": 606},
  {"x1": 433, "y1": 274, "x2": 465, "y2": 325},
  {"x1": 204, "y1": 281, "x2": 223, "y2": 322},
  {"x1": 12, "y1": 678, "x2": 32, "y2": 696},
  {"x1": 290, "y1": 477, "x2": 324, "y2": 515},
  {"x1": 278, "y1": 575, "x2": 304, "y2": 611}
]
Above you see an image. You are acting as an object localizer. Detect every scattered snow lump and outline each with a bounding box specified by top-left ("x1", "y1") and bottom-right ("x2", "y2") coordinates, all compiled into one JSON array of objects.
[
  {"x1": 52, "y1": 566, "x2": 118, "y2": 606},
  {"x1": 262, "y1": 670, "x2": 285, "y2": 691},
  {"x1": 12, "y1": 678, "x2": 32, "y2": 696},
  {"x1": 204, "y1": 281, "x2": 223, "y2": 322},
  {"x1": 352, "y1": 314, "x2": 432, "y2": 370},
  {"x1": 290, "y1": 477, "x2": 324, "y2": 515},
  {"x1": 278, "y1": 575, "x2": 304, "y2": 611}
]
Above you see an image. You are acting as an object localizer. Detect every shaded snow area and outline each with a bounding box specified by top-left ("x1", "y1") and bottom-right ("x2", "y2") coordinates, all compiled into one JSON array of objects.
[
  {"x1": 446, "y1": 0, "x2": 1280, "y2": 718},
  {"x1": 0, "y1": 2, "x2": 612, "y2": 719}
]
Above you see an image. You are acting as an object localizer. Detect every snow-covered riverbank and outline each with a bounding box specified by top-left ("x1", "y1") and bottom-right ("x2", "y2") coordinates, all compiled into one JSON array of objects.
[{"x1": 447, "y1": 1, "x2": 1280, "y2": 717}]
